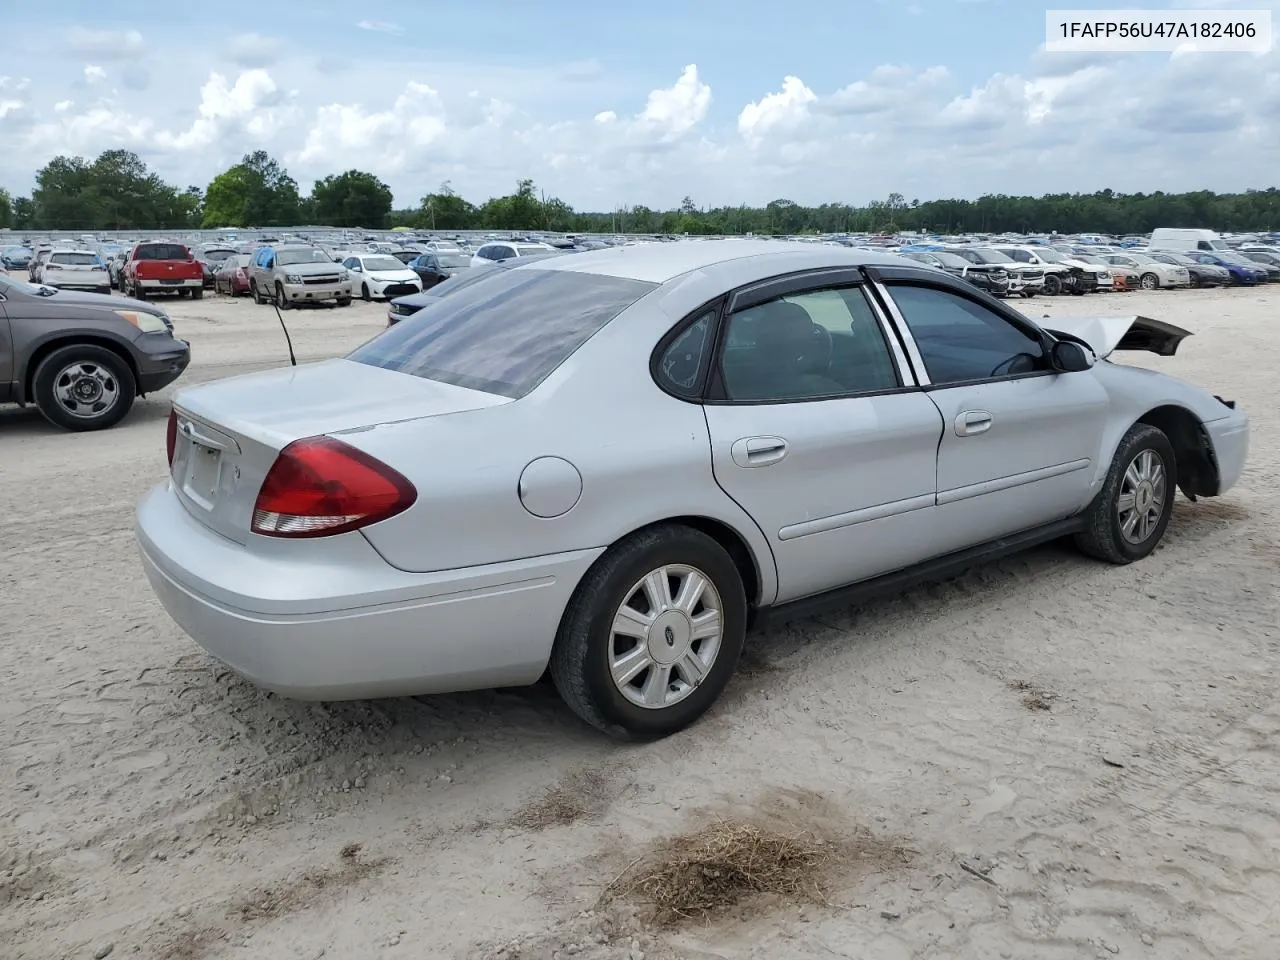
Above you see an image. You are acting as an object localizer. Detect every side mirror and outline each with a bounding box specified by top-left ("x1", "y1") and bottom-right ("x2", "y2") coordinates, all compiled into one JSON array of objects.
[{"x1": 1051, "y1": 340, "x2": 1095, "y2": 372}]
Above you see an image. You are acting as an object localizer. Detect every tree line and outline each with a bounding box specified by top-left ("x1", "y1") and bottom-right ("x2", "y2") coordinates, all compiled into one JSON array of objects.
[{"x1": 2, "y1": 149, "x2": 1279, "y2": 237}]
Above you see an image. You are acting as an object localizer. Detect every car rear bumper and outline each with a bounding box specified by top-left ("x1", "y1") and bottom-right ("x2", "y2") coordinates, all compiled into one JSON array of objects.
[
  {"x1": 137, "y1": 278, "x2": 202, "y2": 289},
  {"x1": 1206, "y1": 409, "x2": 1249, "y2": 496},
  {"x1": 135, "y1": 482, "x2": 602, "y2": 700},
  {"x1": 47, "y1": 277, "x2": 111, "y2": 288}
]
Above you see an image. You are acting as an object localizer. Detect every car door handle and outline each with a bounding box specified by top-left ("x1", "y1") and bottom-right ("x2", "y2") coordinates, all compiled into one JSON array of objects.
[
  {"x1": 954, "y1": 410, "x2": 993, "y2": 437},
  {"x1": 730, "y1": 436, "x2": 788, "y2": 467}
]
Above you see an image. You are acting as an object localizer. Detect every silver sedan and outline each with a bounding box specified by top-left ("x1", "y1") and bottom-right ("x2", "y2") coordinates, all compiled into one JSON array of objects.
[{"x1": 136, "y1": 241, "x2": 1250, "y2": 739}]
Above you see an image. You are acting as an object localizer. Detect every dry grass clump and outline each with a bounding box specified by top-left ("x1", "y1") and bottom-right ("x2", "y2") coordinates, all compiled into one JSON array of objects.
[
  {"x1": 607, "y1": 819, "x2": 841, "y2": 927},
  {"x1": 513, "y1": 769, "x2": 614, "y2": 831},
  {"x1": 1009, "y1": 679, "x2": 1058, "y2": 712}
]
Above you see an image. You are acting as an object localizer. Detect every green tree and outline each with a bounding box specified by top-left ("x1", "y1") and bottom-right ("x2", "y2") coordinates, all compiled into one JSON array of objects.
[
  {"x1": 417, "y1": 181, "x2": 477, "y2": 230},
  {"x1": 202, "y1": 151, "x2": 301, "y2": 227},
  {"x1": 12, "y1": 196, "x2": 34, "y2": 229},
  {"x1": 28, "y1": 150, "x2": 191, "y2": 229},
  {"x1": 311, "y1": 169, "x2": 394, "y2": 228},
  {"x1": 0, "y1": 187, "x2": 11, "y2": 229}
]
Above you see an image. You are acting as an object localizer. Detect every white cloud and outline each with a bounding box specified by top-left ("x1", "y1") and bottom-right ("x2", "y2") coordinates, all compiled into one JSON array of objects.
[
  {"x1": 595, "y1": 110, "x2": 617, "y2": 124},
  {"x1": 295, "y1": 82, "x2": 448, "y2": 170},
  {"x1": 66, "y1": 28, "x2": 143, "y2": 59},
  {"x1": 154, "y1": 69, "x2": 283, "y2": 151},
  {"x1": 631, "y1": 64, "x2": 711, "y2": 142},
  {"x1": 83, "y1": 65, "x2": 107, "y2": 84},
  {"x1": 356, "y1": 20, "x2": 403, "y2": 34},
  {"x1": 739, "y1": 76, "x2": 817, "y2": 143},
  {"x1": 54, "y1": 100, "x2": 74, "y2": 113}
]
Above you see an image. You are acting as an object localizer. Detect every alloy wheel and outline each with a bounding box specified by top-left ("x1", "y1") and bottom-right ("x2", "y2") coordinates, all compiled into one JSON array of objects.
[
  {"x1": 608, "y1": 564, "x2": 724, "y2": 710},
  {"x1": 1117, "y1": 449, "x2": 1167, "y2": 545}
]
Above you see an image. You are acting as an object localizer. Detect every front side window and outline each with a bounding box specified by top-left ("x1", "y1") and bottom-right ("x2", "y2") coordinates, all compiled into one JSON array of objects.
[
  {"x1": 349, "y1": 268, "x2": 657, "y2": 399},
  {"x1": 888, "y1": 283, "x2": 1047, "y2": 385},
  {"x1": 718, "y1": 286, "x2": 899, "y2": 402}
]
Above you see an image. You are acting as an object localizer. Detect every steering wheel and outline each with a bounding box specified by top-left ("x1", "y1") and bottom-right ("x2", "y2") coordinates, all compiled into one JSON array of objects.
[
  {"x1": 799, "y1": 322, "x2": 833, "y2": 374},
  {"x1": 989, "y1": 353, "x2": 1040, "y2": 377}
]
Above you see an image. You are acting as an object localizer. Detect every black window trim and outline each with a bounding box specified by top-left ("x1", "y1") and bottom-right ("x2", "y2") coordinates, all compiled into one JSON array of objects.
[
  {"x1": 865, "y1": 269, "x2": 1061, "y2": 391},
  {"x1": 648, "y1": 266, "x2": 921, "y2": 408}
]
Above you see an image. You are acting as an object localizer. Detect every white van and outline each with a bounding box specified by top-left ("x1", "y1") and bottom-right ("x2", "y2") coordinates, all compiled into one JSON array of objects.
[{"x1": 1149, "y1": 228, "x2": 1229, "y2": 253}]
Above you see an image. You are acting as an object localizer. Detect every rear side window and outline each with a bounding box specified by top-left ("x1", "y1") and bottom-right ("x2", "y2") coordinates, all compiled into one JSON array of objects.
[
  {"x1": 134, "y1": 243, "x2": 189, "y2": 261},
  {"x1": 349, "y1": 268, "x2": 657, "y2": 399}
]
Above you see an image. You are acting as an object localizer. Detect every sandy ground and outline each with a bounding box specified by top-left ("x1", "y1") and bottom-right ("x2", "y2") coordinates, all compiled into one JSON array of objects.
[{"x1": 1, "y1": 276, "x2": 1277, "y2": 960}]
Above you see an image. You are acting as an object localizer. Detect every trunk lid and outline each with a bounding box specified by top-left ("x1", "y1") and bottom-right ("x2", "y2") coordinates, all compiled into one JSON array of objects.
[
  {"x1": 169, "y1": 359, "x2": 509, "y2": 543},
  {"x1": 1043, "y1": 315, "x2": 1192, "y2": 358}
]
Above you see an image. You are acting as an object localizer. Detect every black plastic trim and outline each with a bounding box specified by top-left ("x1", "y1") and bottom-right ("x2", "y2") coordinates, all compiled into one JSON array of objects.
[{"x1": 752, "y1": 516, "x2": 1084, "y2": 629}]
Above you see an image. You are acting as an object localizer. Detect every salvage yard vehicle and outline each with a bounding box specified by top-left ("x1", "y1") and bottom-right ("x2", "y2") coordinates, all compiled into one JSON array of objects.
[
  {"x1": 1099, "y1": 252, "x2": 1191, "y2": 290},
  {"x1": 0, "y1": 272, "x2": 190, "y2": 430},
  {"x1": 33, "y1": 249, "x2": 112, "y2": 295},
  {"x1": 136, "y1": 241, "x2": 1249, "y2": 740},
  {"x1": 991, "y1": 245, "x2": 1097, "y2": 295},
  {"x1": 946, "y1": 247, "x2": 1044, "y2": 297},
  {"x1": 214, "y1": 254, "x2": 253, "y2": 297},
  {"x1": 1146, "y1": 251, "x2": 1229, "y2": 287},
  {"x1": 904, "y1": 250, "x2": 1010, "y2": 296},
  {"x1": 122, "y1": 241, "x2": 205, "y2": 300},
  {"x1": 340, "y1": 254, "x2": 422, "y2": 301},
  {"x1": 250, "y1": 244, "x2": 353, "y2": 308}
]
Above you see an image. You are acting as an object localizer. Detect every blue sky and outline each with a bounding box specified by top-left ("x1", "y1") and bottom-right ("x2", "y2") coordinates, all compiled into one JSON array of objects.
[{"x1": 1, "y1": 0, "x2": 1277, "y2": 210}]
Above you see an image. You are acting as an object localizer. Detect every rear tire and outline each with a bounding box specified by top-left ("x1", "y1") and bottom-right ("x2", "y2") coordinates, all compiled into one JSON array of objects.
[
  {"x1": 337, "y1": 296, "x2": 352, "y2": 307},
  {"x1": 252, "y1": 281, "x2": 265, "y2": 305},
  {"x1": 1140, "y1": 272, "x2": 1159, "y2": 290},
  {"x1": 549, "y1": 524, "x2": 747, "y2": 740},
  {"x1": 32, "y1": 344, "x2": 136, "y2": 432},
  {"x1": 191, "y1": 287, "x2": 203, "y2": 300},
  {"x1": 1074, "y1": 423, "x2": 1176, "y2": 565}
]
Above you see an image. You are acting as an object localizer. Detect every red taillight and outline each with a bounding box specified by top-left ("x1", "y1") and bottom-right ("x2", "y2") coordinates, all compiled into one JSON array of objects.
[
  {"x1": 166, "y1": 409, "x2": 178, "y2": 466},
  {"x1": 251, "y1": 437, "x2": 416, "y2": 538}
]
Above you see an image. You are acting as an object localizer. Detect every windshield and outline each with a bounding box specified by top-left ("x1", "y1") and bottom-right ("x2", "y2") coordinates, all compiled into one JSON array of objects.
[
  {"x1": 1074, "y1": 254, "x2": 1105, "y2": 265},
  {"x1": 362, "y1": 256, "x2": 406, "y2": 271},
  {"x1": 930, "y1": 252, "x2": 971, "y2": 268},
  {"x1": 1218, "y1": 252, "x2": 1259, "y2": 266},
  {"x1": 439, "y1": 254, "x2": 470, "y2": 268},
  {"x1": 1031, "y1": 248, "x2": 1065, "y2": 263},
  {"x1": 276, "y1": 248, "x2": 332, "y2": 266},
  {"x1": 350, "y1": 268, "x2": 656, "y2": 399},
  {"x1": 1152, "y1": 252, "x2": 1193, "y2": 266},
  {"x1": 51, "y1": 252, "x2": 102, "y2": 265}
]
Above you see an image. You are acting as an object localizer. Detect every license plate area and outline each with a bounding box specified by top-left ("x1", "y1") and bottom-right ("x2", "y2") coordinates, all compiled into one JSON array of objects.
[{"x1": 181, "y1": 441, "x2": 222, "y2": 509}]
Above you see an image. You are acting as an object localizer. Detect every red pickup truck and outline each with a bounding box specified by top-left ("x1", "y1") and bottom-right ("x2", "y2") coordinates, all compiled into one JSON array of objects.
[{"x1": 121, "y1": 241, "x2": 205, "y2": 300}]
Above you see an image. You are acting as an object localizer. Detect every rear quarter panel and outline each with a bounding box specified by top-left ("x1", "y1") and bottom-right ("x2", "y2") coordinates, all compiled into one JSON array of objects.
[{"x1": 342, "y1": 262, "x2": 798, "y2": 604}]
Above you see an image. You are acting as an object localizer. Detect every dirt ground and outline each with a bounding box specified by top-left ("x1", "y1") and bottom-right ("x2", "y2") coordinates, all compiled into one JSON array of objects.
[{"x1": 1, "y1": 276, "x2": 1277, "y2": 960}]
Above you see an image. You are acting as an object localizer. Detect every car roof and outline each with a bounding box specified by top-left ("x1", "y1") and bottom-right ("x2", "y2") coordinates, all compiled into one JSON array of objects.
[{"x1": 532, "y1": 239, "x2": 908, "y2": 284}]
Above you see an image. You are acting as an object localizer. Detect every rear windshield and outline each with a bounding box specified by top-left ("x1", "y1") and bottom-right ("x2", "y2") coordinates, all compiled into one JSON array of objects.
[
  {"x1": 51, "y1": 252, "x2": 101, "y2": 265},
  {"x1": 133, "y1": 243, "x2": 189, "y2": 261},
  {"x1": 349, "y1": 268, "x2": 656, "y2": 399}
]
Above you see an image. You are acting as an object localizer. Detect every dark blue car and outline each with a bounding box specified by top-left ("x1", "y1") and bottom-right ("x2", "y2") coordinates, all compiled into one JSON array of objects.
[{"x1": 1186, "y1": 251, "x2": 1270, "y2": 285}]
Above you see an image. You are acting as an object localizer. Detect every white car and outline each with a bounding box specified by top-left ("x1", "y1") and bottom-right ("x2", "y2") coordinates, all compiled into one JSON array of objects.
[
  {"x1": 340, "y1": 254, "x2": 423, "y2": 301},
  {"x1": 35, "y1": 249, "x2": 112, "y2": 293},
  {"x1": 1100, "y1": 253, "x2": 1191, "y2": 290},
  {"x1": 470, "y1": 241, "x2": 555, "y2": 268}
]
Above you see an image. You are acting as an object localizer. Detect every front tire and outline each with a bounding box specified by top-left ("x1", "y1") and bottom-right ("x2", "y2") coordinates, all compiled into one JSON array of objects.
[
  {"x1": 549, "y1": 525, "x2": 747, "y2": 739},
  {"x1": 1074, "y1": 423, "x2": 1176, "y2": 565},
  {"x1": 361, "y1": 283, "x2": 371, "y2": 302},
  {"x1": 1140, "y1": 272, "x2": 1159, "y2": 290},
  {"x1": 1043, "y1": 274, "x2": 1062, "y2": 296},
  {"x1": 32, "y1": 344, "x2": 136, "y2": 432},
  {"x1": 191, "y1": 287, "x2": 203, "y2": 300},
  {"x1": 275, "y1": 282, "x2": 291, "y2": 309}
]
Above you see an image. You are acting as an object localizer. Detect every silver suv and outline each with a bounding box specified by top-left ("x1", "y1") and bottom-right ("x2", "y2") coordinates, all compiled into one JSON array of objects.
[{"x1": 249, "y1": 244, "x2": 353, "y2": 308}]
